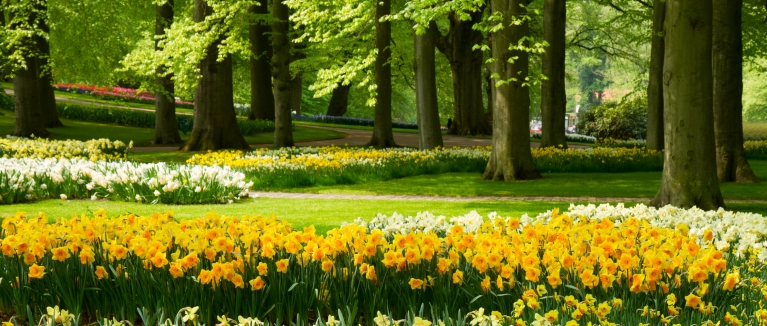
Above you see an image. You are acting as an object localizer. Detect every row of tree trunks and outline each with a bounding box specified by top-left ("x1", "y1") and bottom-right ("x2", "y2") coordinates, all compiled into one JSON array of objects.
[
  {"x1": 153, "y1": 0, "x2": 182, "y2": 145},
  {"x1": 181, "y1": 0, "x2": 249, "y2": 151},
  {"x1": 483, "y1": 0, "x2": 541, "y2": 181},
  {"x1": 540, "y1": 0, "x2": 567, "y2": 149},
  {"x1": 326, "y1": 83, "x2": 351, "y2": 116},
  {"x1": 645, "y1": 0, "x2": 666, "y2": 151},
  {"x1": 651, "y1": 0, "x2": 724, "y2": 209},
  {"x1": 413, "y1": 23, "x2": 444, "y2": 150},
  {"x1": 712, "y1": 0, "x2": 758, "y2": 183},
  {"x1": 367, "y1": 0, "x2": 397, "y2": 147},
  {"x1": 435, "y1": 10, "x2": 492, "y2": 136},
  {"x1": 271, "y1": 0, "x2": 294, "y2": 147},
  {"x1": 248, "y1": 0, "x2": 276, "y2": 121}
]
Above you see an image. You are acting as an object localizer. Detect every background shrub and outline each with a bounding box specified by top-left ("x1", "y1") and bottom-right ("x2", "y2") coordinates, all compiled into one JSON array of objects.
[{"x1": 577, "y1": 98, "x2": 647, "y2": 140}]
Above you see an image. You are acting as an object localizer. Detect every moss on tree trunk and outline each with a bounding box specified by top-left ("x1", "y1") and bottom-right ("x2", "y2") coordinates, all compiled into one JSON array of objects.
[
  {"x1": 414, "y1": 22, "x2": 444, "y2": 150},
  {"x1": 248, "y1": 0, "x2": 275, "y2": 121},
  {"x1": 181, "y1": 0, "x2": 249, "y2": 152},
  {"x1": 272, "y1": 0, "x2": 294, "y2": 147},
  {"x1": 651, "y1": 0, "x2": 724, "y2": 209},
  {"x1": 713, "y1": 0, "x2": 759, "y2": 183},
  {"x1": 367, "y1": 0, "x2": 397, "y2": 148},
  {"x1": 646, "y1": 0, "x2": 666, "y2": 151},
  {"x1": 153, "y1": 0, "x2": 182, "y2": 145},
  {"x1": 483, "y1": 0, "x2": 541, "y2": 181},
  {"x1": 540, "y1": 0, "x2": 567, "y2": 149}
]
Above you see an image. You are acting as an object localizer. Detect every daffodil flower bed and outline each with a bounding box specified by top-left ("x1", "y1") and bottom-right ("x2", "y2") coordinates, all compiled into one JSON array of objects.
[
  {"x1": 746, "y1": 140, "x2": 767, "y2": 157},
  {"x1": 0, "y1": 137, "x2": 130, "y2": 161},
  {"x1": 1, "y1": 206, "x2": 765, "y2": 326},
  {"x1": 0, "y1": 158, "x2": 252, "y2": 204},
  {"x1": 187, "y1": 146, "x2": 663, "y2": 188}
]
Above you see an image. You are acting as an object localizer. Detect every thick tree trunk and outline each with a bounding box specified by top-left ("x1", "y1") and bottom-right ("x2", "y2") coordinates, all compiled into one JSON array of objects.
[
  {"x1": 485, "y1": 67, "x2": 493, "y2": 121},
  {"x1": 36, "y1": 0, "x2": 61, "y2": 129},
  {"x1": 540, "y1": 0, "x2": 567, "y2": 148},
  {"x1": 483, "y1": 0, "x2": 541, "y2": 181},
  {"x1": 289, "y1": 73, "x2": 302, "y2": 116},
  {"x1": 13, "y1": 57, "x2": 49, "y2": 138},
  {"x1": 367, "y1": 0, "x2": 397, "y2": 147},
  {"x1": 181, "y1": 0, "x2": 249, "y2": 152},
  {"x1": 651, "y1": 0, "x2": 724, "y2": 209},
  {"x1": 248, "y1": 0, "x2": 275, "y2": 121},
  {"x1": 713, "y1": 0, "x2": 758, "y2": 183},
  {"x1": 326, "y1": 83, "x2": 351, "y2": 116},
  {"x1": 153, "y1": 0, "x2": 182, "y2": 145},
  {"x1": 436, "y1": 10, "x2": 492, "y2": 136},
  {"x1": 646, "y1": 0, "x2": 666, "y2": 151},
  {"x1": 272, "y1": 0, "x2": 294, "y2": 147},
  {"x1": 413, "y1": 23, "x2": 444, "y2": 150}
]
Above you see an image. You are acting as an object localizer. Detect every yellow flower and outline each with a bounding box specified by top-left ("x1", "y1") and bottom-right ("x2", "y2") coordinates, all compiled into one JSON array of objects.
[
  {"x1": 321, "y1": 260, "x2": 334, "y2": 273},
  {"x1": 250, "y1": 276, "x2": 265, "y2": 291},
  {"x1": 52, "y1": 247, "x2": 70, "y2": 262},
  {"x1": 452, "y1": 270, "x2": 463, "y2": 285},
  {"x1": 28, "y1": 264, "x2": 45, "y2": 279},
  {"x1": 95, "y1": 266, "x2": 108, "y2": 280},
  {"x1": 685, "y1": 294, "x2": 701, "y2": 308},
  {"x1": 257, "y1": 262, "x2": 268, "y2": 276},
  {"x1": 409, "y1": 278, "x2": 424, "y2": 290},
  {"x1": 276, "y1": 259, "x2": 289, "y2": 273}
]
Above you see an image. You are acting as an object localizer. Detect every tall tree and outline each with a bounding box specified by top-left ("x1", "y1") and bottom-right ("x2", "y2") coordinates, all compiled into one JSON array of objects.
[
  {"x1": 181, "y1": 0, "x2": 250, "y2": 151},
  {"x1": 646, "y1": 0, "x2": 665, "y2": 151},
  {"x1": 326, "y1": 83, "x2": 351, "y2": 116},
  {"x1": 713, "y1": 0, "x2": 758, "y2": 183},
  {"x1": 36, "y1": 0, "x2": 60, "y2": 128},
  {"x1": 153, "y1": 0, "x2": 182, "y2": 145},
  {"x1": 540, "y1": 0, "x2": 567, "y2": 148},
  {"x1": 4, "y1": 0, "x2": 50, "y2": 137},
  {"x1": 651, "y1": 0, "x2": 724, "y2": 209},
  {"x1": 248, "y1": 0, "x2": 275, "y2": 121},
  {"x1": 483, "y1": 0, "x2": 541, "y2": 181},
  {"x1": 367, "y1": 0, "x2": 397, "y2": 147},
  {"x1": 272, "y1": 0, "x2": 294, "y2": 147},
  {"x1": 414, "y1": 22, "x2": 444, "y2": 150},
  {"x1": 435, "y1": 9, "x2": 492, "y2": 136}
]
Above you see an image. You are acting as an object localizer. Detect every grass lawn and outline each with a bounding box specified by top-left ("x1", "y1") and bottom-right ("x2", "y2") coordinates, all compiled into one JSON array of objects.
[
  {"x1": 0, "y1": 109, "x2": 346, "y2": 146},
  {"x1": 0, "y1": 198, "x2": 572, "y2": 233},
  {"x1": 281, "y1": 159, "x2": 767, "y2": 201},
  {"x1": 3, "y1": 198, "x2": 766, "y2": 234}
]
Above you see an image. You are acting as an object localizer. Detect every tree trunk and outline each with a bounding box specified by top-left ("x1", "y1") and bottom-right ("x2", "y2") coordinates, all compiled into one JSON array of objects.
[
  {"x1": 367, "y1": 0, "x2": 397, "y2": 147},
  {"x1": 326, "y1": 83, "x2": 351, "y2": 116},
  {"x1": 713, "y1": 0, "x2": 758, "y2": 183},
  {"x1": 414, "y1": 22, "x2": 444, "y2": 150},
  {"x1": 485, "y1": 67, "x2": 493, "y2": 121},
  {"x1": 13, "y1": 57, "x2": 49, "y2": 138},
  {"x1": 483, "y1": 0, "x2": 541, "y2": 181},
  {"x1": 153, "y1": 0, "x2": 182, "y2": 145},
  {"x1": 181, "y1": 0, "x2": 249, "y2": 152},
  {"x1": 540, "y1": 0, "x2": 567, "y2": 148},
  {"x1": 248, "y1": 0, "x2": 275, "y2": 121},
  {"x1": 36, "y1": 0, "x2": 61, "y2": 128},
  {"x1": 646, "y1": 0, "x2": 666, "y2": 151},
  {"x1": 651, "y1": 0, "x2": 724, "y2": 209},
  {"x1": 435, "y1": 10, "x2": 492, "y2": 136},
  {"x1": 289, "y1": 73, "x2": 302, "y2": 116},
  {"x1": 272, "y1": 0, "x2": 294, "y2": 147}
]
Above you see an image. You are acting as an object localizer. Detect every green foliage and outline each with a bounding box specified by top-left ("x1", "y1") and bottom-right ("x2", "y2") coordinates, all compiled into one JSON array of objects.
[
  {"x1": 577, "y1": 98, "x2": 647, "y2": 140},
  {"x1": 0, "y1": 93, "x2": 14, "y2": 111}
]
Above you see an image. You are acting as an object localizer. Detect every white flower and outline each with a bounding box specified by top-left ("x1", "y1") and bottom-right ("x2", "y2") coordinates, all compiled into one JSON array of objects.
[
  {"x1": 154, "y1": 190, "x2": 161, "y2": 197},
  {"x1": 135, "y1": 194, "x2": 142, "y2": 201},
  {"x1": 60, "y1": 194, "x2": 67, "y2": 200}
]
